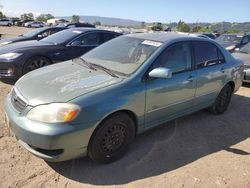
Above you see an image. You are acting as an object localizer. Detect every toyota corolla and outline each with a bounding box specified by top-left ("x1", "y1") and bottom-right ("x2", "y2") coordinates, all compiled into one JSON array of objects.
[{"x1": 4, "y1": 33, "x2": 243, "y2": 163}]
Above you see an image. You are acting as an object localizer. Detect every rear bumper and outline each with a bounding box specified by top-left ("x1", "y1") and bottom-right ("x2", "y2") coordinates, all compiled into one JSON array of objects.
[{"x1": 4, "y1": 95, "x2": 98, "y2": 162}]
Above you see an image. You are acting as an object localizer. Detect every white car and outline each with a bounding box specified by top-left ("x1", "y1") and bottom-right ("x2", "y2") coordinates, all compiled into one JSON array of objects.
[
  {"x1": 0, "y1": 18, "x2": 12, "y2": 26},
  {"x1": 24, "y1": 21, "x2": 44, "y2": 28}
]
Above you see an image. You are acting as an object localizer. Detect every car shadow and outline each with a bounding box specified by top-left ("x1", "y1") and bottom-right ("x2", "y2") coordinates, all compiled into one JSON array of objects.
[
  {"x1": 0, "y1": 78, "x2": 16, "y2": 85},
  {"x1": 48, "y1": 94, "x2": 250, "y2": 185}
]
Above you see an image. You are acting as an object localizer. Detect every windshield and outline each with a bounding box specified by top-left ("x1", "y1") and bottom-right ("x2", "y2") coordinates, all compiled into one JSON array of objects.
[
  {"x1": 22, "y1": 28, "x2": 46, "y2": 37},
  {"x1": 239, "y1": 43, "x2": 250, "y2": 54},
  {"x1": 40, "y1": 29, "x2": 81, "y2": 44},
  {"x1": 216, "y1": 35, "x2": 242, "y2": 43},
  {"x1": 82, "y1": 36, "x2": 161, "y2": 76}
]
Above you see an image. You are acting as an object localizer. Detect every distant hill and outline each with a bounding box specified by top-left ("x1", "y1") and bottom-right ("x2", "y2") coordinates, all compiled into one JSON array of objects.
[
  {"x1": 59, "y1": 15, "x2": 142, "y2": 27},
  {"x1": 58, "y1": 15, "x2": 250, "y2": 33}
]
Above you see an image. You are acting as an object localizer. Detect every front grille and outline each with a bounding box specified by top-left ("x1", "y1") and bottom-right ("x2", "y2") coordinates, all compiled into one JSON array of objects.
[
  {"x1": 0, "y1": 69, "x2": 8, "y2": 75},
  {"x1": 10, "y1": 88, "x2": 27, "y2": 113}
]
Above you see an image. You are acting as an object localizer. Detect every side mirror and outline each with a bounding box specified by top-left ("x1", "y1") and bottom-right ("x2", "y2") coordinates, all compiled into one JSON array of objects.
[
  {"x1": 37, "y1": 35, "x2": 43, "y2": 39},
  {"x1": 148, "y1": 67, "x2": 172, "y2": 79},
  {"x1": 69, "y1": 41, "x2": 81, "y2": 46}
]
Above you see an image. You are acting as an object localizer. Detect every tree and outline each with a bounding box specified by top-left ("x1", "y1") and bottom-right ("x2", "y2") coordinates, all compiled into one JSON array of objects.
[
  {"x1": 0, "y1": 11, "x2": 6, "y2": 18},
  {"x1": 36, "y1": 14, "x2": 54, "y2": 22},
  {"x1": 177, "y1": 20, "x2": 190, "y2": 32},
  {"x1": 192, "y1": 26, "x2": 202, "y2": 33},
  {"x1": 71, "y1": 15, "x2": 80, "y2": 23},
  {"x1": 94, "y1": 21, "x2": 101, "y2": 26},
  {"x1": 140, "y1": 21, "x2": 146, "y2": 28},
  {"x1": 21, "y1": 13, "x2": 34, "y2": 20}
]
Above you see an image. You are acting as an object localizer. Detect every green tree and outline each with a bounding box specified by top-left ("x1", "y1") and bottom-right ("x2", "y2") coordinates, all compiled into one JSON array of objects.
[
  {"x1": 198, "y1": 26, "x2": 211, "y2": 33},
  {"x1": 177, "y1": 20, "x2": 190, "y2": 32},
  {"x1": 227, "y1": 29, "x2": 241, "y2": 34},
  {"x1": 192, "y1": 26, "x2": 202, "y2": 33},
  {"x1": 94, "y1": 21, "x2": 101, "y2": 26},
  {"x1": 36, "y1": 14, "x2": 54, "y2": 22},
  {"x1": 0, "y1": 11, "x2": 6, "y2": 18},
  {"x1": 21, "y1": 13, "x2": 34, "y2": 20},
  {"x1": 71, "y1": 15, "x2": 80, "y2": 23}
]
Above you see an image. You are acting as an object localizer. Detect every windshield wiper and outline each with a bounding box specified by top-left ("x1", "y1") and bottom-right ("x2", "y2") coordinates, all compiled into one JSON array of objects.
[
  {"x1": 90, "y1": 63, "x2": 119, "y2": 78},
  {"x1": 78, "y1": 58, "x2": 97, "y2": 71}
]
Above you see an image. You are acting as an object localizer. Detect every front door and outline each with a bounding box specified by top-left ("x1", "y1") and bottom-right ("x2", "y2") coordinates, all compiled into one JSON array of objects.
[{"x1": 145, "y1": 42, "x2": 196, "y2": 127}]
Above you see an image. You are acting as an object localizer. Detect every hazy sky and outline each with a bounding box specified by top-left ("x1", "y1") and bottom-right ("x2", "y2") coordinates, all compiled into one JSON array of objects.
[{"x1": 0, "y1": 0, "x2": 250, "y2": 23}]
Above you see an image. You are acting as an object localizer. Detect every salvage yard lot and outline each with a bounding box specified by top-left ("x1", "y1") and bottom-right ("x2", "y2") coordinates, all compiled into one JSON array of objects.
[{"x1": 0, "y1": 27, "x2": 250, "y2": 188}]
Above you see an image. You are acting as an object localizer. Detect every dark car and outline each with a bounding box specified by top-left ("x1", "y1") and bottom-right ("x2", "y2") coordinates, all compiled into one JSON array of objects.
[
  {"x1": 202, "y1": 33, "x2": 216, "y2": 40},
  {"x1": 0, "y1": 27, "x2": 66, "y2": 46},
  {"x1": 215, "y1": 34, "x2": 250, "y2": 52},
  {"x1": 233, "y1": 43, "x2": 250, "y2": 83},
  {"x1": 57, "y1": 22, "x2": 95, "y2": 28},
  {"x1": 0, "y1": 28, "x2": 121, "y2": 79},
  {"x1": 16, "y1": 19, "x2": 34, "y2": 27}
]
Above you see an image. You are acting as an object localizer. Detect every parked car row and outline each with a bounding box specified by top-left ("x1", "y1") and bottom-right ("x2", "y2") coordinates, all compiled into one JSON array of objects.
[{"x1": 1, "y1": 27, "x2": 245, "y2": 163}]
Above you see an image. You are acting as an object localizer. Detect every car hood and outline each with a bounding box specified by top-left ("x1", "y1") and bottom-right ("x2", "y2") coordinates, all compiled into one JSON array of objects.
[
  {"x1": 232, "y1": 52, "x2": 250, "y2": 65},
  {"x1": 0, "y1": 36, "x2": 31, "y2": 46},
  {"x1": 15, "y1": 60, "x2": 123, "y2": 106},
  {"x1": 0, "y1": 40, "x2": 52, "y2": 54}
]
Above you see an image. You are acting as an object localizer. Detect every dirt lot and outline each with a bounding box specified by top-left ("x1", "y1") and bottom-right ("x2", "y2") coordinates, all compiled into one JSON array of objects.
[{"x1": 0, "y1": 27, "x2": 250, "y2": 188}]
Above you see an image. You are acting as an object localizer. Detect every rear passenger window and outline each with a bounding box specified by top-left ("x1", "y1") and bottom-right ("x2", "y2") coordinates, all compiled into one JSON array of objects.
[{"x1": 193, "y1": 41, "x2": 225, "y2": 69}]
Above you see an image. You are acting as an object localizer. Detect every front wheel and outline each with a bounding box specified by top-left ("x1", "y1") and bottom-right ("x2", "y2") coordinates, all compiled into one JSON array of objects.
[
  {"x1": 88, "y1": 113, "x2": 136, "y2": 163},
  {"x1": 23, "y1": 56, "x2": 51, "y2": 74},
  {"x1": 209, "y1": 84, "x2": 233, "y2": 115}
]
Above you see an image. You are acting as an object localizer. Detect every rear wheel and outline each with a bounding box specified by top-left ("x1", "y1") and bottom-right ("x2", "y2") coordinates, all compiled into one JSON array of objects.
[
  {"x1": 209, "y1": 84, "x2": 233, "y2": 115},
  {"x1": 23, "y1": 56, "x2": 51, "y2": 74},
  {"x1": 88, "y1": 113, "x2": 135, "y2": 163}
]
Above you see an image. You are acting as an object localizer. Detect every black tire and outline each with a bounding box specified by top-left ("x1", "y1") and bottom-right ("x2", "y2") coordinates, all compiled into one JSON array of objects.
[
  {"x1": 88, "y1": 112, "x2": 136, "y2": 163},
  {"x1": 23, "y1": 56, "x2": 51, "y2": 74},
  {"x1": 7, "y1": 23, "x2": 11, "y2": 27},
  {"x1": 209, "y1": 84, "x2": 233, "y2": 115}
]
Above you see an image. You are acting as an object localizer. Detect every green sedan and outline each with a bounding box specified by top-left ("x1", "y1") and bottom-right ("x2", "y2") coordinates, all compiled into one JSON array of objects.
[{"x1": 4, "y1": 33, "x2": 244, "y2": 163}]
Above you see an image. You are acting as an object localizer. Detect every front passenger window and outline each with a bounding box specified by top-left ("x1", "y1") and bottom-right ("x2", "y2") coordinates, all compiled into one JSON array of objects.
[{"x1": 153, "y1": 43, "x2": 192, "y2": 73}]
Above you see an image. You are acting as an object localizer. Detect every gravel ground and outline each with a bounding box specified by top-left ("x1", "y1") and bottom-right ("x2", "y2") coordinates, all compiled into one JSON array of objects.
[{"x1": 0, "y1": 27, "x2": 249, "y2": 188}]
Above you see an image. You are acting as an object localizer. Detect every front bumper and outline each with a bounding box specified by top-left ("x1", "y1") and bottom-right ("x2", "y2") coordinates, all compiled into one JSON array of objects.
[
  {"x1": 0, "y1": 59, "x2": 21, "y2": 79},
  {"x1": 243, "y1": 69, "x2": 250, "y2": 83},
  {"x1": 4, "y1": 96, "x2": 97, "y2": 162}
]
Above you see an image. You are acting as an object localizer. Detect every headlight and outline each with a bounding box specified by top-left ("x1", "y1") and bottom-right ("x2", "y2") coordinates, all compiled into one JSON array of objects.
[
  {"x1": 0, "y1": 41, "x2": 12, "y2": 46},
  {"x1": 226, "y1": 45, "x2": 236, "y2": 51},
  {"x1": 0, "y1": 52, "x2": 23, "y2": 60},
  {"x1": 27, "y1": 103, "x2": 81, "y2": 123}
]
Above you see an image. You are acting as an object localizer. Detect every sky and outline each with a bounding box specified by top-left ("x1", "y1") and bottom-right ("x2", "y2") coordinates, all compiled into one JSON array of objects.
[{"x1": 0, "y1": 0, "x2": 250, "y2": 23}]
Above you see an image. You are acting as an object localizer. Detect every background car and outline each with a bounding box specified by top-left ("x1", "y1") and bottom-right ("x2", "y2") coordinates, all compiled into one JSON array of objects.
[
  {"x1": 0, "y1": 18, "x2": 12, "y2": 26},
  {"x1": 0, "y1": 27, "x2": 67, "y2": 46},
  {"x1": 24, "y1": 21, "x2": 44, "y2": 28},
  {"x1": 233, "y1": 43, "x2": 250, "y2": 83},
  {"x1": 216, "y1": 34, "x2": 250, "y2": 52},
  {"x1": 0, "y1": 28, "x2": 121, "y2": 78},
  {"x1": 16, "y1": 19, "x2": 34, "y2": 27},
  {"x1": 56, "y1": 22, "x2": 95, "y2": 28},
  {"x1": 4, "y1": 33, "x2": 243, "y2": 163}
]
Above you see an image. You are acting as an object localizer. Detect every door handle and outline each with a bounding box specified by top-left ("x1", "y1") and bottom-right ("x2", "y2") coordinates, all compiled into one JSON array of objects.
[
  {"x1": 187, "y1": 75, "x2": 194, "y2": 82},
  {"x1": 220, "y1": 68, "x2": 225, "y2": 73}
]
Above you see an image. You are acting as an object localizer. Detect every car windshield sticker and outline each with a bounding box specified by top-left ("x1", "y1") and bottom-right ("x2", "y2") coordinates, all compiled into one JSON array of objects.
[
  {"x1": 142, "y1": 40, "x2": 162, "y2": 47},
  {"x1": 73, "y1": 31, "x2": 83, "y2": 34}
]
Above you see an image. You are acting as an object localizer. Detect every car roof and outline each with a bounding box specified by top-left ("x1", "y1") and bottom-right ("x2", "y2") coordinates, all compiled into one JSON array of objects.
[
  {"x1": 127, "y1": 32, "x2": 200, "y2": 43},
  {"x1": 66, "y1": 27, "x2": 120, "y2": 34}
]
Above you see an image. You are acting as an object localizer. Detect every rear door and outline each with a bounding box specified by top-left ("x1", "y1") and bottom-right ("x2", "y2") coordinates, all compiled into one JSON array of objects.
[
  {"x1": 193, "y1": 41, "x2": 227, "y2": 107},
  {"x1": 145, "y1": 42, "x2": 196, "y2": 127}
]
